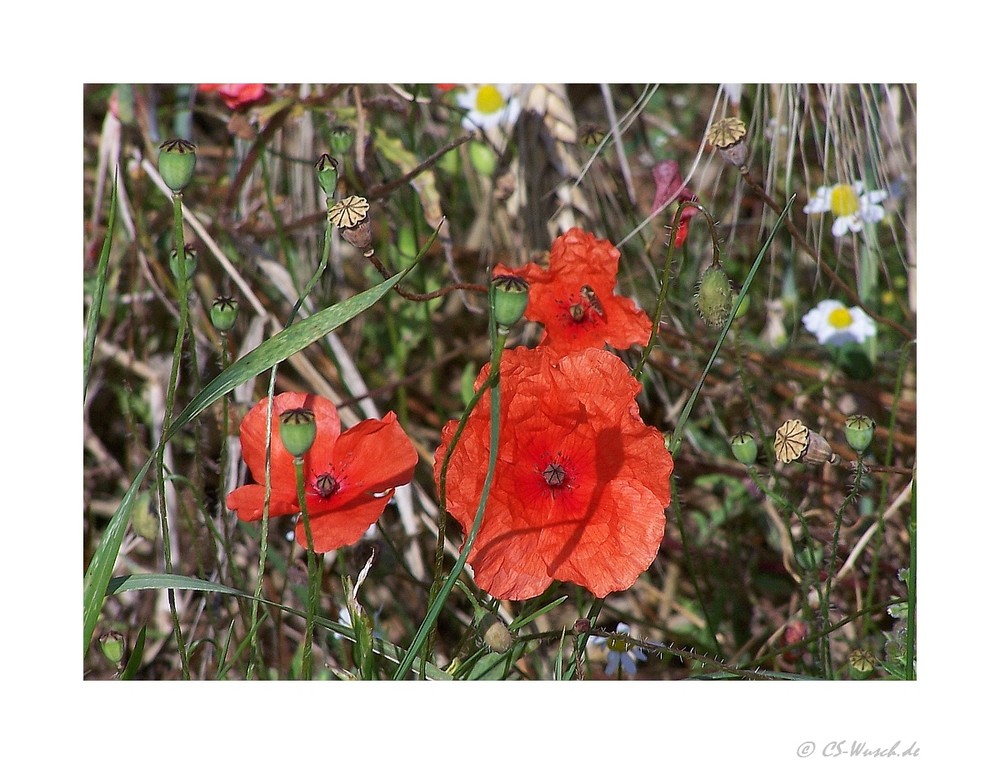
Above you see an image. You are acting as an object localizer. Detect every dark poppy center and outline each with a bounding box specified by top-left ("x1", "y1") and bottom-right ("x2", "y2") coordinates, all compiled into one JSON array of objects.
[
  {"x1": 313, "y1": 471, "x2": 340, "y2": 498},
  {"x1": 541, "y1": 462, "x2": 567, "y2": 488}
]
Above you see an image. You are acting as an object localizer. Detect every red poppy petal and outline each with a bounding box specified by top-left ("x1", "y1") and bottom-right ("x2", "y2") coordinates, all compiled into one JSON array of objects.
[
  {"x1": 294, "y1": 490, "x2": 395, "y2": 553},
  {"x1": 323, "y1": 412, "x2": 417, "y2": 506},
  {"x1": 225, "y1": 484, "x2": 300, "y2": 522}
]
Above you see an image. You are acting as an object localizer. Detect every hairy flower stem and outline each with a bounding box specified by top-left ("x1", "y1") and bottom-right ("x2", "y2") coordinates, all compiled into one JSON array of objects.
[
  {"x1": 154, "y1": 191, "x2": 192, "y2": 679},
  {"x1": 294, "y1": 457, "x2": 321, "y2": 678},
  {"x1": 634, "y1": 201, "x2": 720, "y2": 382},
  {"x1": 820, "y1": 458, "x2": 867, "y2": 677}
]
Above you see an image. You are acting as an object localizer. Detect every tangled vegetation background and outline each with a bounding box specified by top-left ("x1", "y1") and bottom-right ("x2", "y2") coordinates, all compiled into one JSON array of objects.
[{"x1": 83, "y1": 83, "x2": 916, "y2": 683}]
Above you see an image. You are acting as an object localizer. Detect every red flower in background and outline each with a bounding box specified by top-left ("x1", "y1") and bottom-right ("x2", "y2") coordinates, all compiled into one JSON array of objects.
[
  {"x1": 434, "y1": 346, "x2": 673, "y2": 600},
  {"x1": 652, "y1": 160, "x2": 698, "y2": 247},
  {"x1": 227, "y1": 392, "x2": 417, "y2": 553},
  {"x1": 494, "y1": 228, "x2": 651, "y2": 354},
  {"x1": 198, "y1": 83, "x2": 267, "y2": 110}
]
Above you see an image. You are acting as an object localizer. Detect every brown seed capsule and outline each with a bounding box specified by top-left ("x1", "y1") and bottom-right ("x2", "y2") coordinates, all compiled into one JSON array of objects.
[
  {"x1": 328, "y1": 195, "x2": 373, "y2": 255},
  {"x1": 707, "y1": 117, "x2": 749, "y2": 170}
]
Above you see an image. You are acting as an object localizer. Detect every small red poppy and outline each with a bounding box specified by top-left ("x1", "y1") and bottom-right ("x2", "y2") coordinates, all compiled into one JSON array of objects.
[
  {"x1": 226, "y1": 392, "x2": 417, "y2": 553},
  {"x1": 494, "y1": 228, "x2": 652, "y2": 354},
  {"x1": 435, "y1": 346, "x2": 673, "y2": 600}
]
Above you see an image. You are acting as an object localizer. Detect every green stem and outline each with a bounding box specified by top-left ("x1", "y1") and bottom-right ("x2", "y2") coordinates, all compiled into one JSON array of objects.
[
  {"x1": 154, "y1": 191, "x2": 192, "y2": 679},
  {"x1": 906, "y1": 472, "x2": 916, "y2": 680},
  {"x1": 294, "y1": 457, "x2": 321, "y2": 679}
]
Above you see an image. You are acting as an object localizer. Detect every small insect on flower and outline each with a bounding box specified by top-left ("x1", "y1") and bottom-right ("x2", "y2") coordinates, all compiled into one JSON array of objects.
[
  {"x1": 774, "y1": 419, "x2": 809, "y2": 464},
  {"x1": 580, "y1": 284, "x2": 605, "y2": 317}
]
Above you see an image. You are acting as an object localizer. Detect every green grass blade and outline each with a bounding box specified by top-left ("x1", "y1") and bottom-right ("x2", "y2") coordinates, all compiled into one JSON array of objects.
[
  {"x1": 83, "y1": 170, "x2": 118, "y2": 400},
  {"x1": 84, "y1": 262, "x2": 417, "y2": 658}
]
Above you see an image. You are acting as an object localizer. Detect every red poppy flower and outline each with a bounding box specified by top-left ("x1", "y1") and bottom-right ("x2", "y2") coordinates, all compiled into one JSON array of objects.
[
  {"x1": 198, "y1": 83, "x2": 267, "y2": 110},
  {"x1": 434, "y1": 346, "x2": 673, "y2": 600},
  {"x1": 226, "y1": 392, "x2": 417, "y2": 553},
  {"x1": 652, "y1": 159, "x2": 698, "y2": 247},
  {"x1": 494, "y1": 228, "x2": 651, "y2": 354}
]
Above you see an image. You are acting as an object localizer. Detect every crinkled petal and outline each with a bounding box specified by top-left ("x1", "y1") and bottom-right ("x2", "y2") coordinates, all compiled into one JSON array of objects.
[
  {"x1": 295, "y1": 490, "x2": 396, "y2": 553},
  {"x1": 225, "y1": 484, "x2": 300, "y2": 521}
]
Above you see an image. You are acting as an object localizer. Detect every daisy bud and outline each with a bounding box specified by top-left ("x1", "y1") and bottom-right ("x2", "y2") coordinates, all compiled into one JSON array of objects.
[
  {"x1": 730, "y1": 432, "x2": 758, "y2": 466},
  {"x1": 158, "y1": 138, "x2": 197, "y2": 193},
  {"x1": 491, "y1": 274, "x2": 530, "y2": 330},
  {"x1": 99, "y1": 631, "x2": 126, "y2": 665},
  {"x1": 314, "y1": 153, "x2": 340, "y2": 199},
  {"x1": 844, "y1": 414, "x2": 876, "y2": 455},
  {"x1": 280, "y1": 408, "x2": 317, "y2": 458},
  {"x1": 328, "y1": 195, "x2": 373, "y2": 256},
  {"x1": 694, "y1": 264, "x2": 734, "y2": 328},
  {"x1": 848, "y1": 648, "x2": 876, "y2": 679},
  {"x1": 329, "y1": 124, "x2": 354, "y2": 155},
  {"x1": 706, "y1": 117, "x2": 749, "y2": 171},
  {"x1": 210, "y1": 296, "x2": 239, "y2": 333},
  {"x1": 169, "y1": 246, "x2": 197, "y2": 283},
  {"x1": 480, "y1": 615, "x2": 514, "y2": 654}
]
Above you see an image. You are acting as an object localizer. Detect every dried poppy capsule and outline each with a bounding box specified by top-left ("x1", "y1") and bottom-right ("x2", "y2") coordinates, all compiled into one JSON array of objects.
[
  {"x1": 775, "y1": 418, "x2": 841, "y2": 465},
  {"x1": 328, "y1": 195, "x2": 373, "y2": 255},
  {"x1": 707, "y1": 117, "x2": 749, "y2": 170}
]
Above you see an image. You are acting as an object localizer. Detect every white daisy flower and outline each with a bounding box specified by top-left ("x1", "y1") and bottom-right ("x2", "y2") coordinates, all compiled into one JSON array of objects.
[
  {"x1": 804, "y1": 181, "x2": 888, "y2": 237},
  {"x1": 802, "y1": 299, "x2": 877, "y2": 346},
  {"x1": 455, "y1": 84, "x2": 521, "y2": 132},
  {"x1": 588, "y1": 622, "x2": 647, "y2": 677}
]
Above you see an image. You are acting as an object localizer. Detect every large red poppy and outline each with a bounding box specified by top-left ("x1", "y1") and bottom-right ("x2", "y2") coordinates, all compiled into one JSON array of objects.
[
  {"x1": 226, "y1": 392, "x2": 417, "y2": 553},
  {"x1": 494, "y1": 228, "x2": 651, "y2": 354},
  {"x1": 434, "y1": 346, "x2": 673, "y2": 600}
]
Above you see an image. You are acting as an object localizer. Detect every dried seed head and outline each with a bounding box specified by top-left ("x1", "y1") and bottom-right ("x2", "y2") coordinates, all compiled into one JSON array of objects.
[{"x1": 707, "y1": 117, "x2": 749, "y2": 170}]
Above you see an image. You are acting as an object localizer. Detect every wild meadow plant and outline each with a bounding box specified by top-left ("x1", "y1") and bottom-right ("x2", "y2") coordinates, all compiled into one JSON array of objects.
[{"x1": 83, "y1": 84, "x2": 915, "y2": 680}]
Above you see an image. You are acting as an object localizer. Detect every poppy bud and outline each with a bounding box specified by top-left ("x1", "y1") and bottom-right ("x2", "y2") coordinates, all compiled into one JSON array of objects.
[
  {"x1": 328, "y1": 195, "x2": 373, "y2": 256},
  {"x1": 694, "y1": 264, "x2": 734, "y2": 328},
  {"x1": 99, "y1": 631, "x2": 126, "y2": 665},
  {"x1": 730, "y1": 432, "x2": 758, "y2": 466},
  {"x1": 844, "y1": 414, "x2": 875, "y2": 455},
  {"x1": 848, "y1": 648, "x2": 876, "y2": 679},
  {"x1": 314, "y1": 153, "x2": 340, "y2": 199},
  {"x1": 573, "y1": 618, "x2": 592, "y2": 635},
  {"x1": 280, "y1": 408, "x2": 317, "y2": 457},
  {"x1": 210, "y1": 296, "x2": 239, "y2": 333},
  {"x1": 158, "y1": 138, "x2": 197, "y2": 193},
  {"x1": 329, "y1": 124, "x2": 354, "y2": 155},
  {"x1": 706, "y1": 117, "x2": 749, "y2": 171},
  {"x1": 169, "y1": 246, "x2": 197, "y2": 283},
  {"x1": 480, "y1": 615, "x2": 514, "y2": 654},
  {"x1": 491, "y1": 274, "x2": 530, "y2": 330}
]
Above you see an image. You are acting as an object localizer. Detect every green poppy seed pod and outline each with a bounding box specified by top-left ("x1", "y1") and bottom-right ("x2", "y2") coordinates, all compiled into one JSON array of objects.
[
  {"x1": 169, "y1": 246, "x2": 197, "y2": 283},
  {"x1": 730, "y1": 432, "x2": 758, "y2": 466},
  {"x1": 694, "y1": 264, "x2": 734, "y2": 328},
  {"x1": 706, "y1": 117, "x2": 749, "y2": 171},
  {"x1": 848, "y1": 648, "x2": 876, "y2": 679},
  {"x1": 844, "y1": 414, "x2": 876, "y2": 455},
  {"x1": 210, "y1": 296, "x2": 239, "y2": 333},
  {"x1": 480, "y1": 615, "x2": 514, "y2": 654},
  {"x1": 99, "y1": 631, "x2": 126, "y2": 665},
  {"x1": 158, "y1": 138, "x2": 197, "y2": 193},
  {"x1": 280, "y1": 408, "x2": 317, "y2": 458},
  {"x1": 491, "y1": 274, "x2": 530, "y2": 330},
  {"x1": 329, "y1": 124, "x2": 354, "y2": 155},
  {"x1": 314, "y1": 153, "x2": 340, "y2": 199}
]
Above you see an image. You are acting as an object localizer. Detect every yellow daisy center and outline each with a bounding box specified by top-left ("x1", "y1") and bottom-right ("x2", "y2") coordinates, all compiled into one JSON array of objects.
[
  {"x1": 475, "y1": 85, "x2": 505, "y2": 115},
  {"x1": 829, "y1": 184, "x2": 860, "y2": 217},
  {"x1": 828, "y1": 306, "x2": 853, "y2": 329}
]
